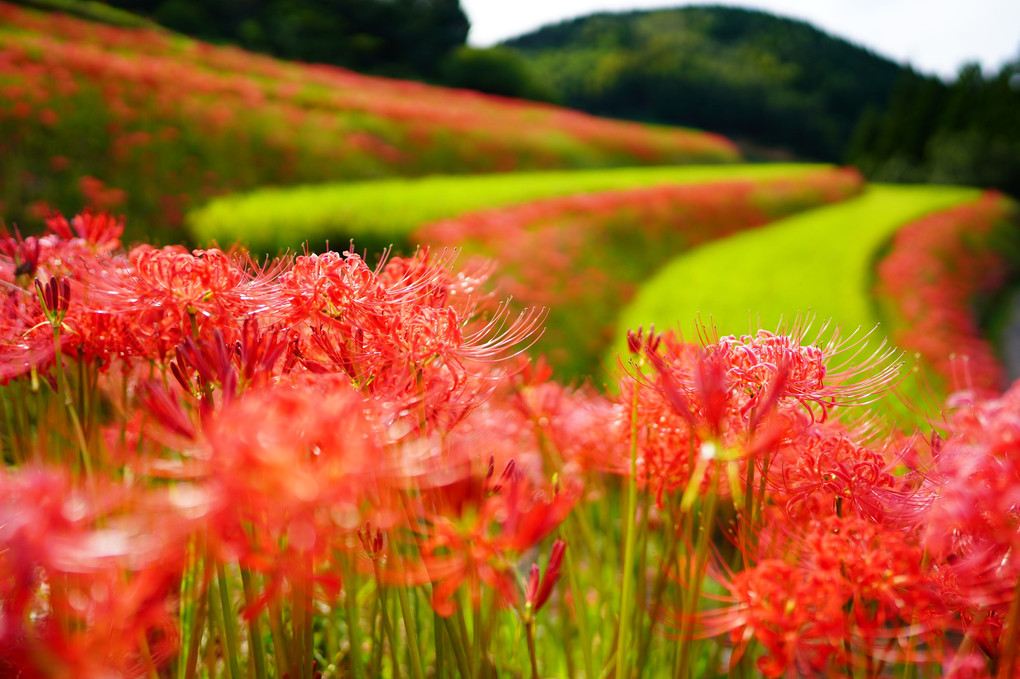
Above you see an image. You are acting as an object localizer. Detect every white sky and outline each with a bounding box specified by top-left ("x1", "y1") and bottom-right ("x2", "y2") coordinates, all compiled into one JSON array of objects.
[{"x1": 462, "y1": 0, "x2": 1020, "y2": 79}]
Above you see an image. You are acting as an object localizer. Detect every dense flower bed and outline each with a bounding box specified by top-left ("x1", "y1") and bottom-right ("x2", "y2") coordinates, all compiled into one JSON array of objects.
[
  {"x1": 3, "y1": 212, "x2": 1020, "y2": 678},
  {"x1": 416, "y1": 167, "x2": 863, "y2": 377},
  {"x1": 0, "y1": 2, "x2": 739, "y2": 241},
  {"x1": 874, "y1": 191, "x2": 1020, "y2": 394}
]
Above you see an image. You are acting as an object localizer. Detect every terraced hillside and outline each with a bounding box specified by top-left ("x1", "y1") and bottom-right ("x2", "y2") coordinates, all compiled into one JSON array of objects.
[
  {"x1": 190, "y1": 164, "x2": 864, "y2": 378},
  {"x1": 0, "y1": 1, "x2": 738, "y2": 242}
]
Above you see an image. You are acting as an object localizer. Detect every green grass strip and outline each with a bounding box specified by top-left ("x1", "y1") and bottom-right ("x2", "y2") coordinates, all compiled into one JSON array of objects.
[
  {"x1": 188, "y1": 163, "x2": 835, "y2": 255},
  {"x1": 612, "y1": 184, "x2": 982, "y2": 405}
]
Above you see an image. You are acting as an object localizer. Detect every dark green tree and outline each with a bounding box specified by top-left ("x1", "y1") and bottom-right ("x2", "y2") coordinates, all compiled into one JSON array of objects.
[{"x1": 101, "y1": 0, "x2": 469, "y2": 78}]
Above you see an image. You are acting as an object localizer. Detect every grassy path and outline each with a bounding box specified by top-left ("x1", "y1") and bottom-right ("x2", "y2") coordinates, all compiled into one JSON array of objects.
[
  {"x1": 613, "y1": 184, "x2": 982, "y2": 404},
  {"x1": 188, "y1": 163, "x2": 837, "y2": 254}
]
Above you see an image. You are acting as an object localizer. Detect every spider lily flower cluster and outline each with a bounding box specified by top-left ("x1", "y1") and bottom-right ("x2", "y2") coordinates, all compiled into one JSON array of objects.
[{"x1": 2, "y1": 212, "x2": 1020, "y2": 678}]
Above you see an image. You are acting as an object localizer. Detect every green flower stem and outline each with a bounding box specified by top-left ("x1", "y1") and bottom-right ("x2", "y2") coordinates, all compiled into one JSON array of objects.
[
  {"x1": 216, "y1": 564, "x2": 243, "y2": 679},
  {"x1": 368, "y1": 589, "x2": 383, "y2": 675},
  {"x1": 377, "y1": 585, "x2": 402, "y2": 679},
  {"x1": 239, "y1": 568, "x2": 268, "y2": 679},
  {"x1": 616, "y1": 380, "x2": 642, "y2": 679},
  {"x1": 182, "y1": 566, "x2": 209, "y2": 679},
  {"x1": 525, "y1": 620, "x2": 540, "y2": 679},
  {"x1": 447, "y1": 608, "x2": 472, "y2": 679},
  {"x1": 341, "y1": 556, "x2": 366, "y2": 679},
  {"x1": 472, "y1": 597, "x2": 484, "y2": 677},
  {"x1": 564, "y1": 535, "x2": 595, "y2": 679},
  {"x1": 267, "y1": 601, "x2": 292, "y2": 676},
  {"x1": 52, "y1": 328, "x2": 92, "y2": 480},
  {"x1": 636, "y1": 518, "x2": 680, "y2": 673},
  {"x1": 396, "y1": 583, "x2": 426, "y2": 679}
]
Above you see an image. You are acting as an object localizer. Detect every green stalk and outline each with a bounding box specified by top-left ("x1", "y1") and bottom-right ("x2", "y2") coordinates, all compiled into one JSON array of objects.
[
  {"x1": 302, "y1": 576, "x2": 315, "y2": 679},
  {"x1": 525, "y1": 621, "x2": 541, "y2": 679},
  {"x1": 636, "y1": 520, "x2": 680, "y2": 673},
  {"x1": 615, "y1": 381, "x2": 642, "y2": 679},
  {"x1": 435, "y1": 608, "x2": 446, "y2": 679},
  {"x1": 51, "y1": 327, "x2": 93, "y2": 480},
  {"x1": 240, "y1": 568, "x2": 269, "y2": 679},
  {"x1": 634, "y1": 490, "x2": 652, "y2": 677},
  {"x1": 177, "y1": 545, "x2": 197, "y2": 679},
  {"x1": 183, "y1": 566, "x2": 209, "y2": 679},
  {"x1": 341, "y1": 557, "x2": 366, "y2": 679},
  {"x1": 292, "y1": 585, "x2": 305, "y2": 679},
  {"x1": 205, "y1": 572, "x2": 224, "y2": 678},
  {"x1": 472, "y1": 597, "x2": 484, "y2": 677},
  {"x1": 446, "y1": 610, "x2": 472, "y2": 679},
  {"x1": 267, "y1": 600, "x2": 292, "y2": 675},
  {"x1": 377, "y1": 586, "x2": 402, "y2": 679},
  {"x1": 677, "y1": 491, "x2": 719, "y2": 679},
  {"x1": 396, "y1": 583, "x2": 426, "y2": 679},
  {"x1": 369, "y1": 587, "x2": 383, "y2": 675},
  {"x1": 564, "y1": 540, "x2": 595, "y2": 679},
  {"x1": 216, "y1": 564, "x2": 243, "y2": 679},
  {"x1": 1, "y1": 386, "x2": 21, "y2": 462}
]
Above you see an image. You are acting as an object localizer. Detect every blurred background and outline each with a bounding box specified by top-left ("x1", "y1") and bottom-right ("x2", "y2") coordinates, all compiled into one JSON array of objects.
[{"x1": 67, "y1": 0, "x2": 1020, "y2": 195}]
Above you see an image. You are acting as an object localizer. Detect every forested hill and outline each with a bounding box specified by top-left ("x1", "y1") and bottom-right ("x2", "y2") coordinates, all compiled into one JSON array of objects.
[{"x1": 503, "y1": 6, "x2": 909, "y2": 161}]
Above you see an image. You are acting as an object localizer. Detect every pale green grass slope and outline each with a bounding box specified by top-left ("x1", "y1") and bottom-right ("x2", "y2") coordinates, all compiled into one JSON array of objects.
[
  {"x1": 613, "y1": 185, "x2": 982, "y2": 405},
  {"x1": 188, "y1": 163, "x2": 833, "y2": 255}
]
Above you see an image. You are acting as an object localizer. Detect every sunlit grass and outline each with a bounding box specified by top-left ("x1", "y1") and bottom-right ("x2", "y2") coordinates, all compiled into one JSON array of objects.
[
  {"x1": 613, "y1": 184, "x2": 983, "y2": 408},
  {"x1": 188, "y1": 163, "x2": 833, "y2": 255}
]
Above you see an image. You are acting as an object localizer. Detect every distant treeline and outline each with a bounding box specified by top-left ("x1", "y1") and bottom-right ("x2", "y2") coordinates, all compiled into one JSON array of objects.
[
  {"x1": 502, "y1": 7, "x2": 906, "y2": 162},
  {"x1": 848, "y1": 62, "x2": 1020, "y2": 198},
  {"x1": 500, "y1": 6, "x2": 1020, "y2": 197},
  {"x1": 99, "y1": 0, "x2": 470, "y2": 79}
]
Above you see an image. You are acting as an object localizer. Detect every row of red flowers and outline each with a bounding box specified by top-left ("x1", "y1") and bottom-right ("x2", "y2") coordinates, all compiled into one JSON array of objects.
[
  {"x1": 3, "y1": 211, "x2": 1020, "y2": 677},
  {"x1": 874, "y1": 191, "x2": 1020, "y2": 394}
]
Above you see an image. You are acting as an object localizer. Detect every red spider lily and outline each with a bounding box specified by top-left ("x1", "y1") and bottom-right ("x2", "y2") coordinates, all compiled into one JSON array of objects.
[
  {"x1": 33, "y1": 275, "x2": 71, "y2": 326},
  {"x1": 699, "y1": 559, "x2": 850, "y2": 677},
  {"x1": 283, "y1": 248, "x2": 544, "y2": 437},
  {"x1": 598, "y1": 325, "x2": 901, "y2": 510},
  {"x1": 400, "y1": 475, "x2": 579, "y2": 617},
  {"x1": 0, "y1": 224, "x2": 41, "y2": 278},
  {"x1": 766, "y1": 415, "x2": 920, "y2": 524},
  {"x1": 79, "y1": 244, "x2": 286, "y2": 360},
  {"x1": 874, "y1": 192, "x2": 1016, "y2": 394},
  {"x1": 525, "y1": 539, "x2": 567, "y2": 615},
  {"x1": 700, "y1": 515, "x2": 947, "y2": 677},
  {"x1": 163, "y1": 373, "x2": 401, "y2": 609},
  {"x1": 922, "y1": 380, "x2": 1020, "y2": 669},
  {"x1": 45, "y1": 211, "x2": 124, "y2": 253},
  {"x1": 0, "y1": 467, "x2": 188, "y2": 678},
  {"x1": 639, "y1": 324, "x2": 901, "y2": 435}
]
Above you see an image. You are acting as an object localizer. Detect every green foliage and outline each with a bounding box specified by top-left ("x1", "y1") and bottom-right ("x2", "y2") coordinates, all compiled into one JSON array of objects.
[
  {"x1": 98, "y1": 0, "x2": 470, "y2": 79},
  {"x1": 613, "y1": 184, "x2": 982, "y2": 405},
  {"x1": 7, "y1": 0, "x2": 159, "y2": 27},
  {"x1": 849, "y1": 61, "x2": 1020, "y2": 197},
  {"x1": 504, "y1": 6, "x2": 906, "y2": 161},
  {"x1": 188, "y1": 163, "x2": 828, "y2": 256},
  {"x1": 438, "y1": 46, "x2": 556, "y2": 102}
]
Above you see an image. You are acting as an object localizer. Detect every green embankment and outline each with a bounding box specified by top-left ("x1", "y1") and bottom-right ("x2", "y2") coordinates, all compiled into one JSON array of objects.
[
  {"x1": 613, "y1": 184, "x2": 982, "y2": 407},
  {"x1": 188, "y1": 163, "x2": 833, "y2": 255}
]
